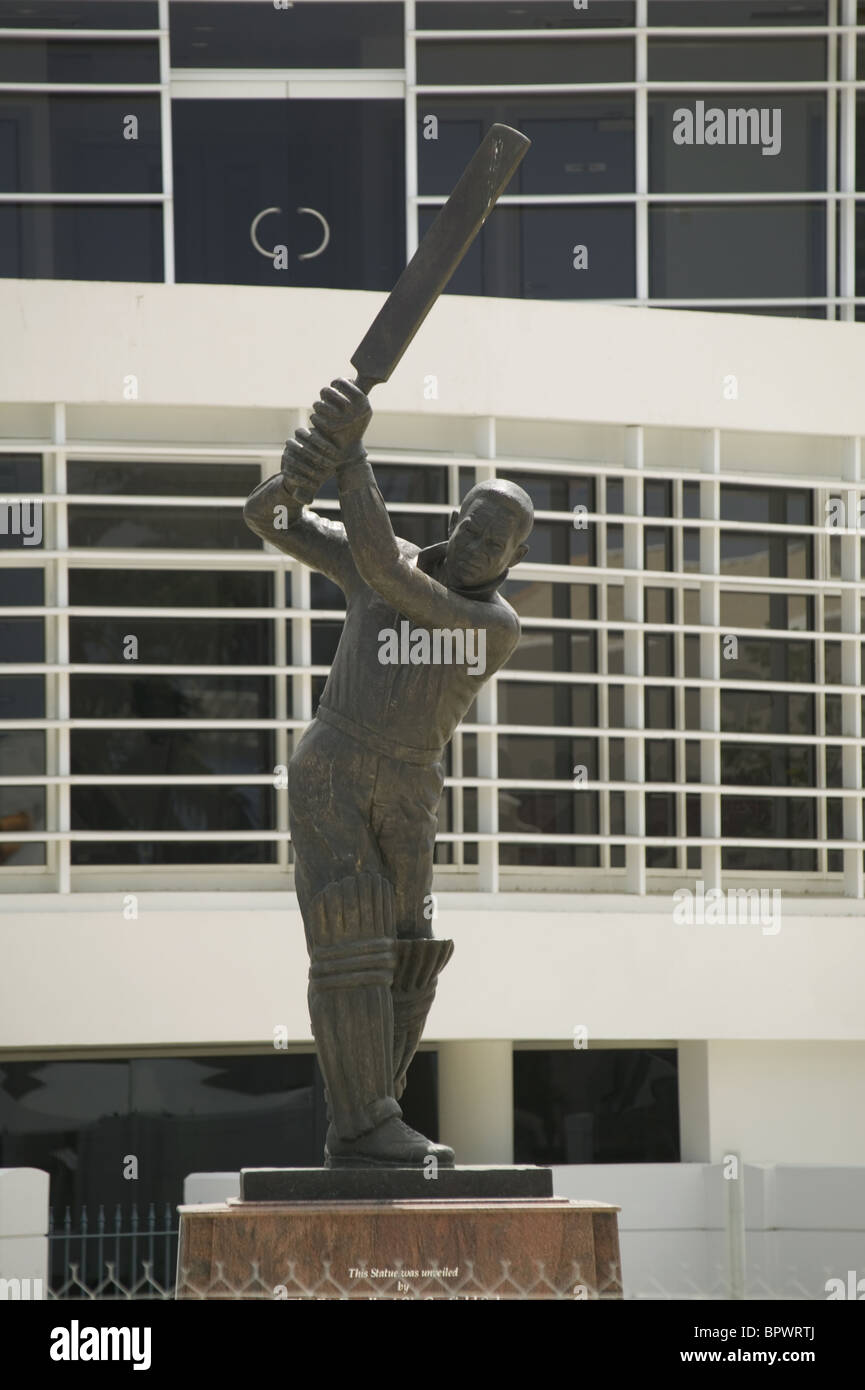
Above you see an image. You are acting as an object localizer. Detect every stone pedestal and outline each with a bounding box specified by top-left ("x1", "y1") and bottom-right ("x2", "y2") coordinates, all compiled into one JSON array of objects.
[{"x1": 176, "y1": 1170, "x2": 621, "y2": 1300}]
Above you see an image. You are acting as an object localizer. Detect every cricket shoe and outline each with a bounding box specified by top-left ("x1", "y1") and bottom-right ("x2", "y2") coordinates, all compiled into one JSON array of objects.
[{"x1": 324, "y1": 1116, "x2": 455, "y2": 1168}]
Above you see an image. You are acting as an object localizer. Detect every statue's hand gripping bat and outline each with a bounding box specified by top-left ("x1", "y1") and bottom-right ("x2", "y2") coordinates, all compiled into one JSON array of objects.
[{"x1": 286, "y1": 123, "x2": 530, "y2": 503}]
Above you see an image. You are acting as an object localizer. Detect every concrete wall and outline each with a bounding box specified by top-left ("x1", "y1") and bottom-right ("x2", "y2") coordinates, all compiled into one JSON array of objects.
[
  {"x1": 679, "y1": 1041, "x2": 865, "y2": 1166},
  {"x1": 1, "y1": 279, "x2": 865, "y2": 438},
  {"x1": 552, "y1": 1163, "x2": 865, "y2": 1300},
  {"x1": 0, "y1": 1169, "x2": 48, "y2": 1300},
  {"x1": 2, "y1": 893, "x2": 863, "y2": 1049}
]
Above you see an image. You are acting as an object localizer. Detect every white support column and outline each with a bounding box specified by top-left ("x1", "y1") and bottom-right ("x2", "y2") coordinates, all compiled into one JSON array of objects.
[
  {"x1": 0, "y1": 1168, "x2": 49, "y2": 1299},
  {"x1": 271, "y1": 472, "x2": 290, "y2": 878},
  {"x1": 623, "y1": 426, "x2": 645, "y2": 894},
  {"x1": 814, "y1": 484, "x2": 828, "y2": 875},
  {"x1": 677, "y1": 1040, "x2": 711, "y2": 1162},
  {"x1": 673, "y1": 477, "x2": 687, "y2": 872},
  {"x1": 699, "y1": 430, "x2": 722, "y2": 894},
  {"x1": 474, "y1": 419, "x2": 498, "y2": 892},
  {"x1": 825, "y1": 0, "x2": 838, "y2": 320},
  {"x1": 158, "y1": 0, "x2": 174, "y2": 285},
  {"x1": 52, "y1": 404, "x2": 70, "y2": 894},
  {"x1": 437, "y1": 1041, "x2": 513, "y2": 1165},
  {"x1": 634, "y1": 0, "x2": 649, "y2": 303},
  {"x1": 450, "y1": 457, "x2": 466, "y2": 871},
  {"x1": 404, "y1": 0, "x2": 418, "y2": 261},
  {"x1": 840, "y1": 439, "x2": 863, "y2": 896},
  {"x1": 838, "y1": 0, "x2": 856, "y2": 321}
]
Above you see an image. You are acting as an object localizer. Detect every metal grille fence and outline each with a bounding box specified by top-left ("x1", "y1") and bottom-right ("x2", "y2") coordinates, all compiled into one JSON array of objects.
[{"x1": 48, "y1": 1203, "x2": 178, "y2": 1301}]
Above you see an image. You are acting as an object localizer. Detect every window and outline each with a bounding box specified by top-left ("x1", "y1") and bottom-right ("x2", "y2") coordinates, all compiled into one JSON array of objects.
[{"x1": 514, "y1": 1048, "x2": 680, "y2": 1164}]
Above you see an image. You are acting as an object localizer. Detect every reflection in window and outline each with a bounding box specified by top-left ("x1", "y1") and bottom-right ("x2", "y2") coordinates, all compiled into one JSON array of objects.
[
  {"x1": 512, "y1": 629, "x2": 596, "y2": 673},
  {"x1": 418, "y1": 2, "x2": 635, "y2": 30},
  {"x1": 388, "y1": 511, "x2": 448, "y2": 551},
  {"x1": 722, "y1": 795, "x2": 816, "y2": 872},
  {"x1": 498, "y1": 471, "x2": 594, "y2": 515},
  {"x1": 0, "y1": 2, "x2": 157, "y2": 25},
  {"x1": 70, "y1": 567, "x2": 269, "y2": 610},
  {"x1": 0, "y1": 205, "x2": 163, "y2": 282},
  {"x1": 0, "y1": 41, "x2": 159, "y2": 84},
  {"x1": 0, "y1": 454, "x2": 42, "y2": 493},
  {"x1": 0, "y1": 616, "x2": 44, "y2": 662},
  {"x1": 418, "y1": 98, "x2": 635, "y2": 197},
  {"x1": 500, "y1": 579, "x2": 595, "y2": 622},
  {"x1": 649, "y1": 95, "x2": 825, "y2": 194},
  {"x1": 499, "y1": 790, "x2": 599, "y2": 868},
  {"x1": 646, "y1": 738, "x2": 675, "y2": 782},
  {"x1": 649, "y1": 0, "x2": 826, "y2": 24},
  {"x1": 648, "y1": 38, "x2": 826, "y2": 82},
  {"x1": 170, "y1": 2, "x2": 402, "y2": 68},
  {"x1": 69, "y1": 460, "x2": 259, "y2": 497},
  {"x1": 720, "y1": 590, "x2": 813, "y2": 631},
  {"x1": 173, "y1": 100, "x2": 404, "y2": 291},
  {"x1": 514, "y1": 1048, "x2": 679, "y2": 1165},
  {"x1": 646, "y1": 791, "x2": 676, "y2": 868},
  {"x1": 650, "y1": 204, "x2": 826, "y2": 300},
  {"x1": 71, "y1": 728, "x2": 272, "y2": 778},
  {"x1": 722, "y1": 742, "x2": 815, "y2": 786},
  {"x1": 71, "y1": 785, "x2": 274, "y2": 865},
  {"x1": 419, "y1": 205, "x2": 636, "y2": 300},
  {"x1": 721, "y1": 636, "x2": 813, "y2": 684},
  {"x1": 526, "y1": 519, "x2": 594, "y2": 567},
  {"x1": 719, "y1": 485, "x2": 813, "y2": 580},
  {"x1": 70, "y1": 616, "x2": 271, "y2": 668},
  {"x1": 722, "y1": 690, "x2": 814, "y2": 735},
  {"x1": 0, "y1": 783, "x2": 44, "y2": 866},
  {"x1": 499, "y1": 734, "x2": 597, "y2": 782},
  {"x1": 498, "y1": 680, "x2": 596, "y2": 729},
  {"x1": 418, "y1": 39, "x2": 633, "y2": 85},
  {"x1": 0, "y1": 95, "x2": 161, "y2": 192},
  {"x1": 69, "y1": 504, "x2": 256, "y2": 551}
]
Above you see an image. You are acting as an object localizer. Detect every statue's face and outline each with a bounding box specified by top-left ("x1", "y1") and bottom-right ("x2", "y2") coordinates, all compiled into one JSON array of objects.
[{"x1": 445, "y1": 495, "x2": 525, "y2": 589}]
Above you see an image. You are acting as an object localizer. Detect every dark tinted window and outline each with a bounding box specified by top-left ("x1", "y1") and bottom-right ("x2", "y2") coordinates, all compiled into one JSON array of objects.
[
  {"x1": 0, "y1": 40, "x2": 159, "y2": 82},
  {"x1": 170, "y1": 1, "x2": 402, "y2": 68},
  {"x1": 419, "y1": 99, "x2": 635, "y2": 197},
  {"x1": 173, "y1": 100, "x2": 404, "y2": 290},
  {"x1": 418, "y1": 1, "x2": 635, "y2": 27},
  {"x1": 419, "y1": 205, "x2": 635, "y2": 300},
  {"x1": 417, "y1": 40, "x2": 633, "y2": 85},
  {"x1": 0, "y1": 1, "x2": 157, "y2": 25},
  {"x1": 0, "y1": 96, "x2": 161, "y2": 193},
  {"x1": 0, "y1": 204, "x2": 163, "y2": 281},
  {"x1": 514, "y1": 1048, "x2": 680, "y2": 1164},
  {"x1": 650, "y1": 203, "x2": 825, "y2": 299},
  {"x1": 649, "y1": 95, "x2": 826, "y2": 194}
]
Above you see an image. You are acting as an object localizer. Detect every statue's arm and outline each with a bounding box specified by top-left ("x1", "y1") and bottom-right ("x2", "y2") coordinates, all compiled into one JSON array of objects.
[
  {"x1": 242, "y1": 471, "x2": 358, "y2": 593},
  {"x1": 337, "y1": 455, "x2": 519, "y2": 643}
]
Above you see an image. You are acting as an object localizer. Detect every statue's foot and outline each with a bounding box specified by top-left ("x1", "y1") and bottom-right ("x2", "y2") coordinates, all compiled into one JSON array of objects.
[{"x1": 325, "y1": 1117, "x2": 455, "y2": 1169}]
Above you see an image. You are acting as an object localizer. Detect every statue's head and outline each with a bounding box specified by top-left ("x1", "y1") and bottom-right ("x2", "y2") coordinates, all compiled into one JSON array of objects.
[{"x1": 444, "y1": 479, "x2": 533, "y2": 591}]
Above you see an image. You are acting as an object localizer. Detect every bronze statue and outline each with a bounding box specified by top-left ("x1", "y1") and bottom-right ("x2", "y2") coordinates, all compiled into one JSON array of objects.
[{"x1": 244, "y1": 380, "x2": 533, "y2": 1167}]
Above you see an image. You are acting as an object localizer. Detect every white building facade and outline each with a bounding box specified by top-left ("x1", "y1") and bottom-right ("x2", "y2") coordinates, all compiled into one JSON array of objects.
[{"x1": 0, "y1": 0, "x2": 864, "y2": 1298}]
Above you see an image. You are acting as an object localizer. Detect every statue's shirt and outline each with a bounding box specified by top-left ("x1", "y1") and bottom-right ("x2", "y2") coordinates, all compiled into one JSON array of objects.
[{"x1": 244, "y1": 459, "x2": 520, "y2": 759}]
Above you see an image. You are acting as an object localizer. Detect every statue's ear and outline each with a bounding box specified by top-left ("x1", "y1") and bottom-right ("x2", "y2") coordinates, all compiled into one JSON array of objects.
[
  {"x1": 448, "y1": 509, "x2": 459, "y2": 537},
  {"x1": 511, "y1": 543, "x2": 529, "y2": 565}
]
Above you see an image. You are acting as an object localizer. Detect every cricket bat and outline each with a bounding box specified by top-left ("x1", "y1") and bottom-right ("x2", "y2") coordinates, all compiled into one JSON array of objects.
[{"x1": 288, "y1": 123, "x2": 530, "y2": 501}]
